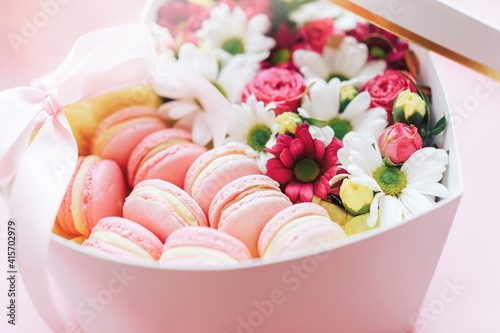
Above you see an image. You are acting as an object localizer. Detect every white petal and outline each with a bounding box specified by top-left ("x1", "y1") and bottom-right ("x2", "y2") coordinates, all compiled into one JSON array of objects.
[
  {"x1": 219, "y1": 54, "x2": 260, "y2": 103},
  {"x1": 178, "y1": 43, "x2": 219, "y2": 82},
  {"x1": 329, "y1": 173, "x2": 349, "y2": 186},
  {"x1": 402, "y1": 148, "x2": 449, "y2": 191},
  {"x1": 357, "y1": 59, "x2": 387, "y2": 78},
  {"x1": 349, "y1": 107, "x2": 388, "y2": 145},
  {"x1": 341, "y1": 91, "x2": 371, "y2": 119},
  {"x1": 159, "y1": 100, "x2": 201, "y2": 120},
  {"x1": 333, "y1": 37, "x2": 368, "y2": 78},
  {"x1": 309, "y1": 125, "x2": 334, "y2": 146},
  {"x1": 191, "y1": 112, "x2": 212, "y2": 146},
  {"x1": 173, "y1": 112, "x2": 196, "y2": 131},
  {"x1": 339, "y1": 132, "x2": 384, "y2": 178},
  {"x1": 247, "y1": 13, "x2": 271, "y2": 35},
  {"x1": 293, "y1": 49, "x2": 329, "y2": 80},
  {"x1": 306, "y1": 79, "x2": 340, "y2": 120},
  {"x1": 379, "y1": 195, "x2": 402, "y2": 226},
  {"x1": 399, "y1": 188, "x2": 436, "y2": 218},
  {"x1": 367, "y1": 192, "x2": 383, "y2": 227}
]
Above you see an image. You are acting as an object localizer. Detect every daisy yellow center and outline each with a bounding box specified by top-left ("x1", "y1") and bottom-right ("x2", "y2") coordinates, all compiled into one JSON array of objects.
[
  {"x1": 373, "y1": 166, "x2": 407, "y2": 197},
  {"x1": 294, "y1": 158, "x2": 320, "y2": 183},
  {"x1": 247, "y1": 124, "x2": 272, "y2": 152},
  {"x1": 327, "y1": 73, "x2": 349, "y2": 82},
  {"x1": 271, "y1": 49, "x2": 291, "y2": 65},
  {"x1": 328, "y1": 118, "x2": 352, "y2": 141},
  {"x1": 222, "y1": 38, "x2": 244, "y2": 55}
]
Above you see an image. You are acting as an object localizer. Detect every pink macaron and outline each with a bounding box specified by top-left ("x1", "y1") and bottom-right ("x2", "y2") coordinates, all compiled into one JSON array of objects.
[
  {"x1": 82, "y1": 239, "x2": 145, "y2": 262},
  {"x1": 209, "y1": 175, "x2": 292, "y2": 258},
  {"x1": 123, "y1": 179, "x2": 208, "y2": 242},
  {"x1": 127, "y1": 128, "x2": 207, "y2": 188},
  {"x1": 91, "y1": 106, "x2": 168, "y2": 171},
  {"x1": 159, "y1": 227, "x2": 252, "y2": 267},
  {"x1": 87, "y1": 217, "x2": 163, "y2": 261},
  {"x1": 258, "y1": 203, "x2": 347, "y2": 259},
  {"x1": 57, "y1": 155, "x2": 126, "y2": 237},
  {"x1": 184, "y1": 145, "x2": 261, "y2": 216}
]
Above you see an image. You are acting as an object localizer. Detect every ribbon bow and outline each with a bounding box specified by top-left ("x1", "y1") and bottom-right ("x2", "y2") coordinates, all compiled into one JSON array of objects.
[{"x1": 0, "y1": 24, "x2": 155, "y2": 332}]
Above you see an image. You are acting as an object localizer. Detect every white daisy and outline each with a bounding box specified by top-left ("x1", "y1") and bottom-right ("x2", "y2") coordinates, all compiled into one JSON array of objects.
[
  {"x1": 298, "y1": 78, "x2": 388, "y2": 144},
  {"x1": 226, "y1": 95, "x2": 276, "y2": 172},
  {"x1": 158, "y1": 100, "x2": 212, "y2": 146},
  {"x1": 196, "y1": 4, "x2": 275, "y2": 64},
  {"x1": 337, "y1": 132, "x2": 449, "y2": 227},
  {"x1": 293, "y1": 36, "x2": 386, "y2": 88},
  {"x1": 148, "y1": 23, "x2": 176, "y2": 61},
  {"x1": 289, "y1": 0, "x2": 365, "y2": 30},
  {"x1": 155, "y1": 43, "x2": 260, "y2": 146},
  {"x1": 289, "y1": 0, "x2": 342, "y2": 26}
]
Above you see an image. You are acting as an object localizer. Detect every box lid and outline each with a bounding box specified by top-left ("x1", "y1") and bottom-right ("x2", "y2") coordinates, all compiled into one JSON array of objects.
[{"x1": 330, "y1": 0, "x2": 500, "y2": 80}]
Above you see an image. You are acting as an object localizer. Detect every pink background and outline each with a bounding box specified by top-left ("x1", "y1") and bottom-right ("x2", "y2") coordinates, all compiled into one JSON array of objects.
[{"x1": 0, "y1": 0, "x2": 499, "y2": 332}]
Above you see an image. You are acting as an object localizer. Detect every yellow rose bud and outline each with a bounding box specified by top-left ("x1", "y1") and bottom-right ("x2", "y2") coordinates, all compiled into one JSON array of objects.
[
  {"x1": 344, "y1": 213, "x2": 379, "y2": 236},
  {"x1": 339, "y1": 85, "x2": 359, "y2": 112},
  {"x1": 339, "y1": 177, "x2": 374, "y2": 216},
  {"x1": 392, "y1": 89, "x2": 426, "y2": 127},
  {"x1": 275, "y1": 112, "x2": 302, "y2": 135}
]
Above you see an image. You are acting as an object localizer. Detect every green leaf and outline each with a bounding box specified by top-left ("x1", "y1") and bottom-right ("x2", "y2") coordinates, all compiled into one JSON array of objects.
[
  {"x1": 429, "y1": 114, "x2": 447, "y2": 135},
  {"x1": 304, "y1": 117, "x2": 328, "y2": 128},
  {"x1": 301, "y1": 81, "x2": 316, "y2": 105},
  {"x1": 383, "y1": 156, "x2": 397, "y2": 167}
]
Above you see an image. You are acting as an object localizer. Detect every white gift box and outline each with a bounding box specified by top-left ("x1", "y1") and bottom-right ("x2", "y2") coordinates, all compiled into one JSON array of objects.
[{"x1": 7, "y1": 0, "x2": 500, "y2": 332}]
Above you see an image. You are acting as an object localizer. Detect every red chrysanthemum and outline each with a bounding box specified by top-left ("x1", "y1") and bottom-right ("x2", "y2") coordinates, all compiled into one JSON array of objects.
[{"x1": 265, "y1": 124, "x2": 343, "y2": 203}]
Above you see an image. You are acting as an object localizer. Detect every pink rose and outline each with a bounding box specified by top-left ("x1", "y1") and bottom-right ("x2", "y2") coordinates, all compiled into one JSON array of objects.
[
  {"x1": 295, "y1": 18, "x2": 334, "y2": 53},
  {"x1": 362, "y1": 70, "x2": 417, "y2": 123},
  {"x1": 157, "y1": 1, "x2": 209, "y2": 44},
  {"x1": 242, "y1": 68, "x2": 306, "y2": 115},
  {"x1": 219, "y1": 0, "x2": 271, "y2": 18},
  {"x1": 378, "y1": 123, "x2": 423, "y2": 165}
]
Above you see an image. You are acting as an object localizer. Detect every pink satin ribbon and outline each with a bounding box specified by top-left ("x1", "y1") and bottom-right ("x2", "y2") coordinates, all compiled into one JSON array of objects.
[
  {"x1": 0, "y1": 23, "x2": 231, "y2": 332},
  {"x1": 0, "y1": 24, "x2": 156, "y2": 332}
]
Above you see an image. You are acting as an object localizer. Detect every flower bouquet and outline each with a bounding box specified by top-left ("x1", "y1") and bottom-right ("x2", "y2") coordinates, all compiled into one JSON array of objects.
[{"x1": 148, "y1": 0, "x2": 450, "y2": 239}]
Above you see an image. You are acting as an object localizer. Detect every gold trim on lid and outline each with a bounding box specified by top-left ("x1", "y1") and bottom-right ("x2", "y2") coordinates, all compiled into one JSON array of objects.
[{"x1": 328, "y1": 0, "x2": 500, "y2": 81}]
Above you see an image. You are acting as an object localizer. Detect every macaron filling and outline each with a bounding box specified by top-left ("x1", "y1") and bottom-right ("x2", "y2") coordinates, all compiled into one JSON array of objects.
[
  {"x1": 137, "y1": 138, "x2": 191, "y2": 171},
  {"x1": 261, "y1": 215, "x2": 331, "y2": 258},
  {"x1": 71, "y1": 156, "x2": 100, "y2": 236},
  {"x1": 89, "y1": 231, "x2": 155, "y2": 261},
  {"x1": 160, "y1": 246, "x2": 239, "y2": 265},
  {"x1": 129, "y1": 186, "x2": 199, "y2": 226},
  {"x1": 189, "y1": 152, "x2": 247, "y2": 195}
]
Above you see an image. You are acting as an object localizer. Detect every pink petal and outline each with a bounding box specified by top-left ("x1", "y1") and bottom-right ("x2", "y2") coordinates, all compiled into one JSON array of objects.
[
  {"x1": 329, "y1": 137, "x2": 343, "y2": 152},
  {"x1": 280, "y1": 148, "x2": 295, "y2": 169},
  {"x1": 289, "y1": 139, "x2": 305, "y2": 161},
  {"x1": 266, "y1": 158, "x2": 285, "y2": 170},
  {"x1": 299, "y1": 183, "x2": 314, "y2": 202},
  {"x1": 277, "y1": 133, "x2": 293, "y2": 146},
  {"x1": 313, "y1": 177, "x2": 329, "y2": 199},
  {"x1": 266, "y1": 167, "x2": 293, "y2": 186},
  {"x1": 297, "y1": 125, "x2": 314, "y2": 158},
  {"x1": 314, "y1": 139, "x2": 325, "y2": 161},
  {"x1": 285, "y1": 181, "x2": 302, "y2": 203}
]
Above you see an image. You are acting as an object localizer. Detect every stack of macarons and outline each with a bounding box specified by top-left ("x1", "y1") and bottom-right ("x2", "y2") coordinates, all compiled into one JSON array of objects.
[{"x1": 54, "y1": 104, "x2": 348, "y2": 266}]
